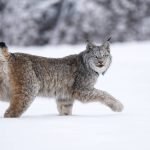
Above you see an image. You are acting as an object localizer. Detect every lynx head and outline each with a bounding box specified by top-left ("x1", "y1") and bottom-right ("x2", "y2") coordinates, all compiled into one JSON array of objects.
[
  {"x1": 0, "y1": 42, "x2": 10, "y2": 61},
  {"x1": 83, "y1": 38, "x2": 112, "y2": 75}
]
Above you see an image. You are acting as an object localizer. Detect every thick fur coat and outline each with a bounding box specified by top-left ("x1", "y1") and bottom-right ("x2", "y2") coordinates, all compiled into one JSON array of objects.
[{"x1": 0, "y1": 40, "x2": 123, "y2": 117}]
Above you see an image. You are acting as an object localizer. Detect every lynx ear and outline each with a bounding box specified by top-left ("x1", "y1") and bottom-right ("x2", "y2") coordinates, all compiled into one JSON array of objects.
[
  {"x1": 86, "y1": 40, "x2": 94, "y2": 51},
  {"x1": 101, "y1": 41, "x2": 110, "y2": 50},
  {"x1": 101, "y1": 37, "x2": 111, "y2": 51}
]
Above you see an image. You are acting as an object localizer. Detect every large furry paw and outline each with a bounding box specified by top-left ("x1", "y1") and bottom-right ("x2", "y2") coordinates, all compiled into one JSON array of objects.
[
  {"x1": 110, "y1": 101, "x2": 124, "y2": 112},
  {"x1": 4, "y1": 110, "x2": 20, "y2": 118}
]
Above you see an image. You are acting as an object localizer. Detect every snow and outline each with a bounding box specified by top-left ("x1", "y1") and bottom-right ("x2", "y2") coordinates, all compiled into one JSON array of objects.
[{"x1": 0, "y1": 41, "x2": 150, "y2": 150}]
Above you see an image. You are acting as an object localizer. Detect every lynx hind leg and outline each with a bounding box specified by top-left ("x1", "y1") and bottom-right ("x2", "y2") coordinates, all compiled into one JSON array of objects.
[
  {"x1": 56, "y1": 98, "x2": 73, "y2": 116},
  {"x1": 73, "y1": 89, "x2": 123, "y2": 112},
  {"x1": 4, "y1": 92, "x2": 37, "y2": 118},
  {"x1": 4, "y1": 81, "x2": 39, "y2": 118}
]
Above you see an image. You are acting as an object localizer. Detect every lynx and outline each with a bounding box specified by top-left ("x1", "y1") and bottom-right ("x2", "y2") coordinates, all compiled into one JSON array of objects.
[{"x1": 0, "y1": 39, "x2": 123, "y2": 118}]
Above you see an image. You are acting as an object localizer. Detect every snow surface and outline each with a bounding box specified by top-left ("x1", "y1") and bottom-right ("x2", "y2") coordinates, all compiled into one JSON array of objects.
[{"x1": 0, "y1": 42, "x2": 150, "y2": 150}]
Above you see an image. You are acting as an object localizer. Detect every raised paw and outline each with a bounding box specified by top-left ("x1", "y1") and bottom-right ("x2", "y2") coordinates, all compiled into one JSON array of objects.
[{"x1": 109, "y1": 101, "x2": 124, "y2": 112}]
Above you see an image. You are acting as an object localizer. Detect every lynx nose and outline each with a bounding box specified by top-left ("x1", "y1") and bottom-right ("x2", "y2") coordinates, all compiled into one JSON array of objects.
[
  {"x1": 98, "y1": 61, "x2": 104, "y2": 67},
  {"x1": 99, "y1": 61, "x2": 104, "y2": 65}
]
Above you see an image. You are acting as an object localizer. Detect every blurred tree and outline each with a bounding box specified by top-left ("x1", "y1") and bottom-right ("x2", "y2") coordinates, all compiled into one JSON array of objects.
[
  {"x1": 0, "y1": 0, "x2": 150, "y2": 46},
  {"x1": 0, "y1": 0, "x2": 6, "y2": 40}
]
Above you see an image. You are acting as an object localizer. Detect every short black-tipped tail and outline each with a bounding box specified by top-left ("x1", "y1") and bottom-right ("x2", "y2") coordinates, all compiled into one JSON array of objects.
[{"x1": 0, "y1": 42, "x2": 7, "y2": 48}]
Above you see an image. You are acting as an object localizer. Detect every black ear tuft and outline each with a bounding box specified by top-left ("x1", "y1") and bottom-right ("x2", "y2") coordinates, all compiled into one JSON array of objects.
[
  {"x1": 0, "y1": 42, "x2": 7, "y2": 48},
  {"x1": 107, "y1": 37, "x2": 111, "y2": 42},
  {"x1": 86, "y1": 39, "x2": 89, "y2": 43}
]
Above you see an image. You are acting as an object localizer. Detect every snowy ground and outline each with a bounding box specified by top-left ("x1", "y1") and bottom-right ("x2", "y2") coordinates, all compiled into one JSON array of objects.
[{"x1": 0, "y1": 42, "x2": 150, "y2": 150}]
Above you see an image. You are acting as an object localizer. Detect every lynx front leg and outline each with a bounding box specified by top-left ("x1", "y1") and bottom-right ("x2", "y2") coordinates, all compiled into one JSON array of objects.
[
  {"x1": 73, "y1": 88, "x2": 123, "y2": 112},
  {"x1": 56, "y1": 98, "x2": 73, "y2": 115}
]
